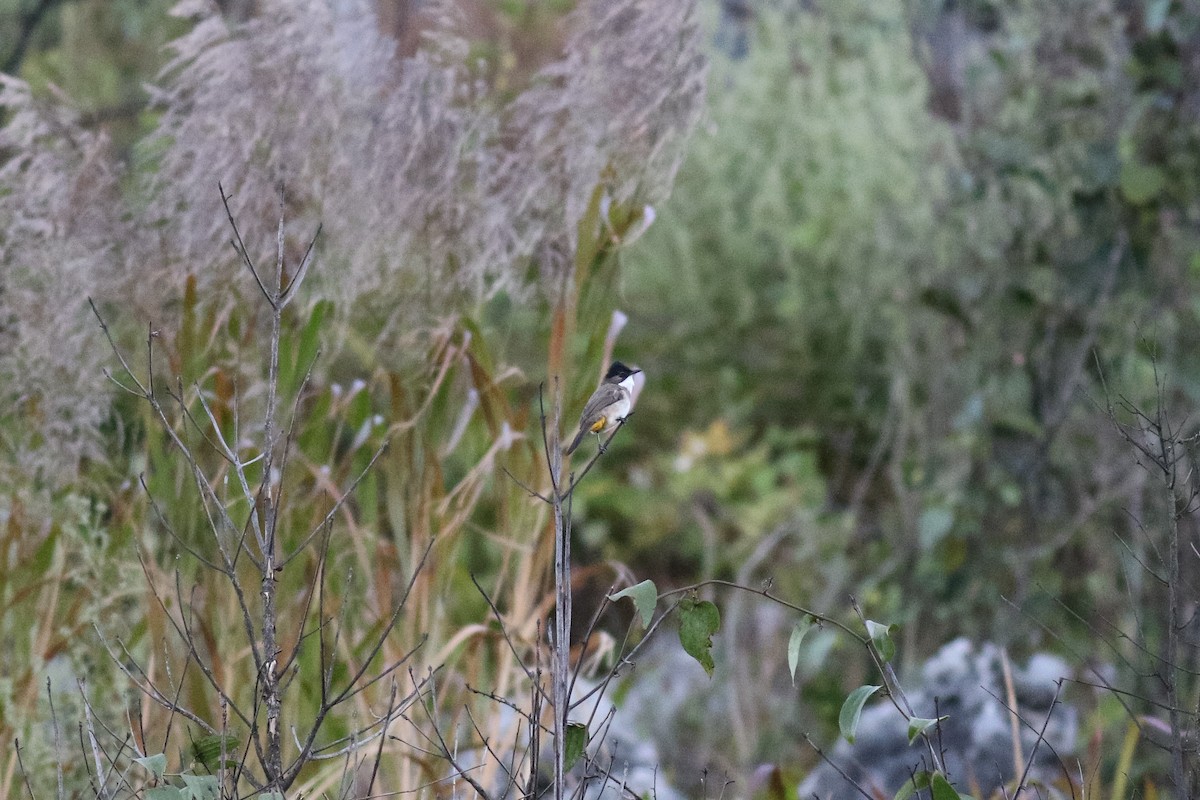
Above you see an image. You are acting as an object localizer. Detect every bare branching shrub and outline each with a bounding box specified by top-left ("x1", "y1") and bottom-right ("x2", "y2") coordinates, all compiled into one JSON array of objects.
[{"x1": 81, "y1": 200, "x2": 441, "y2": 798}]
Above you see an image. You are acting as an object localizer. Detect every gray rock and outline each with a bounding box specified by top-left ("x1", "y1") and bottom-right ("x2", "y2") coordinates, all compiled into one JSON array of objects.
[{"x1": 798, "y1": 638, "x2": 1076, "y2": 799}]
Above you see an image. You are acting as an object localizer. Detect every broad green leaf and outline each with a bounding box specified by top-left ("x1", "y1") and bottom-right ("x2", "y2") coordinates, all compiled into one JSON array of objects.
[
  {"x1": 865, "y1": 620, "x2": 897, "y2": 662},
  {"x1": 565, "y1": 722, "x2": 589, "y2": 770},
  {"x1": 147, "y1": 788, "x2": 184, "y2": 800},
  {"x1": 189, "y1": 734, "x2": 238, "y2": 771},
  {"x1": 906, "y1": 716, "x2": 947, "y2": 745},
  {"x1": 930, "y1": 771, "x2": 963, "y2": 800},
  {"x1": 134, "y1": 753, "x2": 167, "y2": 781},
  {"x1": 838, "y1": 684, "x2": 882, "y2": 744},
  {"x1": 180, "y1": 774, "x2": 219, "y2": 800},
  {"x1": 893, "y1": 771, "x2": 932, "y2": 800},
  {"x1": 787, "y1": 616, "x2": 815, "y2": 686},
  {"x1": 260, "y1": 793, "x2": 285, "y2": 800},
  {"x1": 678, "y1": 598, "x2": 720, "y2": 677},
  {"x1": 609, "y1": 580, "x2": 658, "y2": 627}
]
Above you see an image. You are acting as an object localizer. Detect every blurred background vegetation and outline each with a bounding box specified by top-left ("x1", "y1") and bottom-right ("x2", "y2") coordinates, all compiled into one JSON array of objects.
[{"x1": 3, "y1": 0, "x2": 1200, "y2": 796}]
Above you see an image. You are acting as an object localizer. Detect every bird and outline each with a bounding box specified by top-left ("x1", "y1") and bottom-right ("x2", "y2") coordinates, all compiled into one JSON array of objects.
[{"x1": 565, "y1": 361, "x2": 642, "y2": 456}]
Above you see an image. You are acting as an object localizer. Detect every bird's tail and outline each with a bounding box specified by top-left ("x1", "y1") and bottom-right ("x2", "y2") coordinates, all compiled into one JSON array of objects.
[{"x1": 565, "y1": 427, "x2": 588, "y2": 455}]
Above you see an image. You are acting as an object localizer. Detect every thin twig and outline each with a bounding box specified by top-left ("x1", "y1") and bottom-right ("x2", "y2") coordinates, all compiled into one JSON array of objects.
[
  {"x1": 14, "y1": 739, "x2": 37, "y2": 800},
  {"x1": 502, "y1": 466, "x2": 552, "y2": 504},
  {"x1": 979, "y1": 682, "x2": 1075, "y2": 800},
  {"x1": 1012, "y1": 681, "x2": 1070, "y2": 800},
  {"x1": 658, "y1": 580, "x2": 864, "y2": 643},
  {"x1": 47, "y1": 678, "x2": 64, "y2": 800},
  {"x1": 411, "y1": 670, "x2": 494, "y2": 800},
  {"x1": 220, "y1": 184, "x2": 275, "y2": 309},
  {"x1": 800, "y1": 733, "x2": 874, "y2": 800}
]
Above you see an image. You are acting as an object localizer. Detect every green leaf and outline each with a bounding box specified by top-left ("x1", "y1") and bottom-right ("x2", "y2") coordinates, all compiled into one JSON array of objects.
[
  {"x1": 189, "y1": 734, "x2": 239, "y2": 771},
  {"x1": 180, "y1": 774, "x2": 219, "y2": 800},
  {"x1": 906, "y1": 716, "x2": 947, "y2": 744},
  {"x1": 678, "y1": 598, "x2": 720, "y2": 677},
  {"x1": 565, "y1": 722, "x2": 588, "y2": 770},
  {"x1": 930, "y1": 771, "x2": 963, "y2": 800},
  {"x1": 293, "y1": 300, "x2": 331, "y2": 385},
  {"x1": 30, "y1": 525, "x2": 60, "y2": 576},
  {"x1": 147, "y1": 788, "x2": 184, "y2": 800},
  {"x1": 787, "y1": 616, "x2": 815, "y2": 686},
  {"x1": 134, "y1": 753, "x2": 168, "y2": 781},
  {"x1": 609, "y1": 580, "x2": 658, "y2": 627},
  {"x1": 893, "y1": 771, "x2": 932, "y2": 800},
  {"x1": 865, "y1": 620, "x2": 897, "y2": 662},
  {"x1": 1119, "y1": 161, "x2": 1165, "y2": 205},
  {"x1": 838, "y1": 684, "x2": 882, "y2": 744}
]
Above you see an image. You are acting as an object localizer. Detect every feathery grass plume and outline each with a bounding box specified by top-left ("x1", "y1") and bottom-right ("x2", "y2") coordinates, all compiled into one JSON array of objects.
[
  {"x1": 501, "y1": 0, "x2": 707, "y2": 293},
  {"x1": 145, "y1": 0, "x2": 706, "y2": 322},
  {"x1": 144, "y1": 0, "x2": 491, "y2": 322},
  {"x1": 0, "y1": 77, "x2": 122, "y2": 484}
]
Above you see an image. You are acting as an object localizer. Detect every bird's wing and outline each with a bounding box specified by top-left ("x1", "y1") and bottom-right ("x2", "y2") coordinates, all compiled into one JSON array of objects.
[{"x1": 578, "y1": 383, "x2": 626, "y2": 429}]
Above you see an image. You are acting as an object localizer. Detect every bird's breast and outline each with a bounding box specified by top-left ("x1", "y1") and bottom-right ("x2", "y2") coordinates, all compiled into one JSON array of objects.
[{"x1": 600, "y1": 394, "x2": 631, "y2": 431}]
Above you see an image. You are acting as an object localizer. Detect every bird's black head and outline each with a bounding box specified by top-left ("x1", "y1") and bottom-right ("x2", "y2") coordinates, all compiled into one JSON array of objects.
[{"x1": 605, "y1": 361, "x2": 641, "y2": 382}]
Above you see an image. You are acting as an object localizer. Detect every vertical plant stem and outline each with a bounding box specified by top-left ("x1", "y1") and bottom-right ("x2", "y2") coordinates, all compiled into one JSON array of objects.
[
  {"x1": 262, "y1": 545, "x2": 281, "y2": 784},
  {"x1": 261, "y1": 202, "x2": 287, "y2": 786},
  {"x1": 1147, "y1": 391, "x2": 1186, "y2": 799},
  {"x1": 1165, "y1": 464, "x2": 1185, "y2": 797},
  {"x1": 550, "y1": 380, "x2": 570, "y2": 800}
]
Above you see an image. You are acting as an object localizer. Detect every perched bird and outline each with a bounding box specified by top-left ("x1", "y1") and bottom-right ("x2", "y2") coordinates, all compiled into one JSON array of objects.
[{"x1": 565, "y1": 361, "x2": 642, "y2": 456}]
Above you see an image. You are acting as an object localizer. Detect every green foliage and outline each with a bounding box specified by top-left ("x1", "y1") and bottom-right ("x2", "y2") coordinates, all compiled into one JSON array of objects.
[
  {"x1": 8, "y1": 0, "x2": 182, "y2": 150},
  {"x1": 905, "y1": 717, "x2": 945, "y2": 746},
  {"x1": 865, "y1": 620, "x2": 897, "y2": 662},
  {"x1": 178, "y1": 775, "x2": 218, "y2": 800},
  {"x1": 786, "y1": 616, "x2": 815, "y2": 686},
  {"x1": 609, "y1": 579, "x2": 658, "y2": 628},
  {"x1": 565, "y1": 722, "x2": 589, "y2": 771},
  {"x1": 626, "y1": 0, "x2": 945, "y2": 443},
  {"x1": 623, "y1": 0, "x2": 1200, "y2": 688},
  {"x1": 889, "y1": 769, "x2": 973, "y2": 800},
  {"x1": 677, "y1": 597, "x2": 720, "y2": 677},
  {"x1": 134, "y1": 753, "x2": 167, "y2": 781},
  {"x1": 887, "y1": 769, "x2": 976, "y2": 800},
  {"x1": 930, "y1": 772, "x2": 970, "y2": 800},
  {"x1": 188, "y1": 734, "x2": 239, "y2": 772},
  {"x1": 892, "y1": 771, "x2": 932, "y2": 800},
  {"x1": 837, "y1": 684, "x2": 881, "y2": 745}
]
